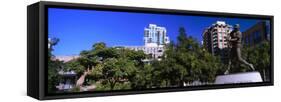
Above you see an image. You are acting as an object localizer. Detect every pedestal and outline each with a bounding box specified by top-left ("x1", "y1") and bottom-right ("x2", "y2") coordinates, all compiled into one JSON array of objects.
[{"x1": 215, "y1": 71, "x2": 263, "y2": 84}]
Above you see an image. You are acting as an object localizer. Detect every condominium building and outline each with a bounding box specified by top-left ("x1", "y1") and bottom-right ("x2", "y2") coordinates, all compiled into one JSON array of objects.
[
  {"x1": 144, "y1": 24, "x2": 170, "y2": 47},
  {"x1": 125, "y1": 24, "x2": 170, "y2": 60},
  {"x1": 202, "y1": 21, "x2": 232, "y2": 56}
]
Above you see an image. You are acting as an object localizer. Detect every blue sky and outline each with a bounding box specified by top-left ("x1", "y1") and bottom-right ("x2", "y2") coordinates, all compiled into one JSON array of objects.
[{"x1": 48, "y1": 8, "x2": 265, "y2": 56}]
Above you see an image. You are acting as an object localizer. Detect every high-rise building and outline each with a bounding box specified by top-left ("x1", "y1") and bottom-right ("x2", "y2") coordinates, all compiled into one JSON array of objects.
[
  {"x1": 144, "y1": 24, "x2": 170, "y2": 47},
  {"x1": 125, "y1": 24, "x2": 170, "y2": 60},
  {"x1": 202, "y1": 21, "x2": 232, "y2": 56}
]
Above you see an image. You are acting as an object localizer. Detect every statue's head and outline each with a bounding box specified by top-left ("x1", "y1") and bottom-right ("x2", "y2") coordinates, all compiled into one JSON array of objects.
[{"x1": 234, "y1": 24, "x2": 240, "y2": 30}]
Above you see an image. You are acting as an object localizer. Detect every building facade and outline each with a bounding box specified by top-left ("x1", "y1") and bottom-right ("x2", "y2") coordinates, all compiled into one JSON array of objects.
[
  {"x1": 56, "y1": 70, "x2": 77, "y2": 91},
  {"x1": 126, "y1": 46, "x2": 165, "y2": 60},
  {"x1": 144, "y1": 24, "x2": 170, "y2": 47},
  {"x1": 202, "y1": 21, "x2": 232, "y2": 56},
  {"x1": 126, "y1": 24, "x2": 170, "y2": 60},
  {"x1": 242, "y1": 21, "x2": 269, "y2": 47}
]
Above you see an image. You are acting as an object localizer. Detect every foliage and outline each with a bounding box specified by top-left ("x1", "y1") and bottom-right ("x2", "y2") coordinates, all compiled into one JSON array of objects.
[
  {"x1": 65, "y1": 60, "x2": 84, "y2": 75},
  {"x1": 151, "y1": 27, "x2": 223, "y2": 87},
  {"x1": 48, "y1": 38, "x2": 64, "y2": 93},
  {"x1": 242, "y1": 41, "x2": 270, "y2": 81},
  {"x1": 74, "y1": 43, "x2": 146, "y2": 90}
]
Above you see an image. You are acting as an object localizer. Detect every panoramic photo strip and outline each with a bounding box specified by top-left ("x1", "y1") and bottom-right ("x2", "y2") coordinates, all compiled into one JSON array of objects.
[{"x1": 48, "y1": 8, "x2": 271, "y2": 93}]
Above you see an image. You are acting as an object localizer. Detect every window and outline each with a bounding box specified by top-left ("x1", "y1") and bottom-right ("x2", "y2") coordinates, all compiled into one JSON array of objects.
[
  {"x1": 219, "y1": 35, "x2": 223, "y2": 40},
  {"x1": 145, "y1": 31, "x2": 149, "y2": 37},
  {"x1": 148, "y1": 38, "x2": 152, "y2": 43},
  {"x1": 245, "y1": 38, "x2": 249, "y2": 45},
  {"x1": 219, "y1": 43, "x2": 223, "y2": 48},
  {"x1": 254, "y1": 31, "x2": 261, "y2": 43}
]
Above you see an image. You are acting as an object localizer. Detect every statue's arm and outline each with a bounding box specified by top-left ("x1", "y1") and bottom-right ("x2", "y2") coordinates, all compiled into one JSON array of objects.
[
  {"x1": 228, "y1": 32, "x2": 241, "y2": 42},
  {"x1": 228, "y1": 37, "x2": 238, "y2": 42}
]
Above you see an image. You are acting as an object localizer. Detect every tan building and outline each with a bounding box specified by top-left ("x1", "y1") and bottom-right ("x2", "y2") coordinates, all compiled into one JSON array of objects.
[{"x1": 202, "y1": 21, "x2": 232, "y2": 56}]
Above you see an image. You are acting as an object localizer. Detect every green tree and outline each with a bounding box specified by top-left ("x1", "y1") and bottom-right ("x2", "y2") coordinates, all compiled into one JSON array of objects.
[
  {"x1": 65, "y1": 60, "x2": 84, "y2": 75},
  {"x1": 130, "y1": 63, "x2": 154, "y2": 89},
  {"x1": 152, "y1": 27, "x2": 222, "y2": 87},
  {"x1": 74, "y1": 42, "x2": 146, "y2": 90},
  {"x1": 92, "y1": 42, "x2": 106, "y2": 50},
  {"x1": 197, "y1": 48, "x2": 222, "y2": 82},
  {"x1": 243, "y1": 41, "x2": 270, "y2": 81},
  {"x1": 100, "y1": 58, "x2": 137, "y2": 90},
  {"x1": 48, "y1": 38, "x2": 64, "y2": 93}
]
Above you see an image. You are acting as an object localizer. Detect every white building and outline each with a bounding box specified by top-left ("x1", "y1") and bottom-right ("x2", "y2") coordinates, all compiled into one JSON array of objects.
[
  {"x1": 125, "y1": 46, "x2": 165, "y2": 60},
  {"x1": 144, "y1": 24, "x2": 170, "y2": 47},
  {"x1": 125, "y1": 24, "x2": 170, "y2": 60},
  {"x1": 56, "y1": 70, "x2": 77, "y2": 91}
]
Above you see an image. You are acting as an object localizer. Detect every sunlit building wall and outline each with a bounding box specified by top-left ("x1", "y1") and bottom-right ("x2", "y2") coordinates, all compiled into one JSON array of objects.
[
  {"x1": 126, "y1": 24, "x2": 170, "y2": 60},
  {"x1": 203, "y1": 21, "x2": 232, "y2": 56}
]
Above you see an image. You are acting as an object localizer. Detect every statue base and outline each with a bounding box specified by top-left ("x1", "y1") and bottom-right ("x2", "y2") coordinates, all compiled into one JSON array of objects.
[{"x1": 215, "y1": 71, "x2": 263, "y2": 84}]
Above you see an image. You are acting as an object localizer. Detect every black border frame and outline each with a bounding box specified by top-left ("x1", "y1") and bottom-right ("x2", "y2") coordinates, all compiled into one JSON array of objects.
[{"x1": 31, "y1": 1, "x2": 274, "y2": 100}]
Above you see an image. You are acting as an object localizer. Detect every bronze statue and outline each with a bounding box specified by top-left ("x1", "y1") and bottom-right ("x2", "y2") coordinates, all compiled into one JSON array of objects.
[{"x1": 224, "y1": 24, "x2": 255, "y2": 74}]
